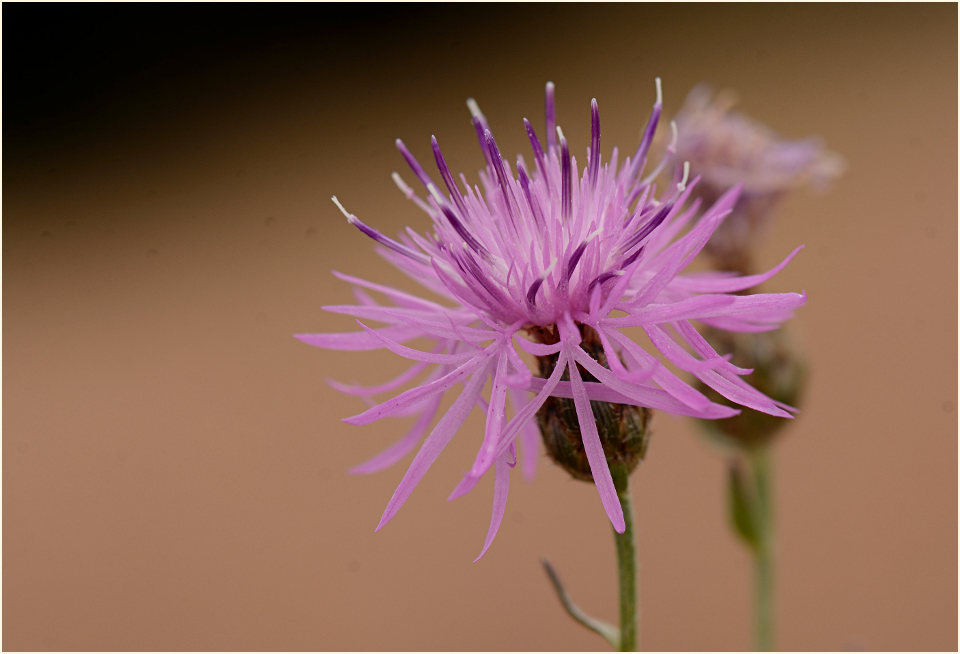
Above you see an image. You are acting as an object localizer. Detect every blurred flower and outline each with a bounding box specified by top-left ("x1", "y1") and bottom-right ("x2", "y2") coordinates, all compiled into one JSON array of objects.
[
  {"x1": 674, "y1": 85, "x2": 843, "y2": 271},
  {"x1": 296, "y1": 81, "x2": 805, "y2": 559}
]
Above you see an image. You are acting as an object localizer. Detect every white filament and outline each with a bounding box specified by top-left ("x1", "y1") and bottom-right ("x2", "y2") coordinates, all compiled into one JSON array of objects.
[
  {"x1": 331, "y1": 196, "x2": 354, "y2": 223},
  {"x1": 678, "y1": 161, "x2": 690, "y2": 192}
]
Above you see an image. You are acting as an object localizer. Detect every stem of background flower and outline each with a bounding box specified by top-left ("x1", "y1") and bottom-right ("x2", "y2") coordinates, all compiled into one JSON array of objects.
[
  {"x1": 612, "y1": 468, "x2": 638, "y2": 651},
  {"x1": 751, "y1": 449, "x2": 774, "y2": 651}
]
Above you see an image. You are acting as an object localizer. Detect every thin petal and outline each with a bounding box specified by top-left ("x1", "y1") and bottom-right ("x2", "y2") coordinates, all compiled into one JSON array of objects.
[
  {"x1": 605, "y1": 294, "x2": 737, "y2": 326},
  {"x1": 670, "y1": 246, "x2": 804, "y2": 294},
  {"x1": 604, "y1": 328, "x2": 716, "y2": 412},
  {"x1": 293, "y1": 326, "x2": 421, "y2": 351},
  {"x1": 349, "y1": 395, "x2": 444, "y2": 474},
  {"x1": 563, "y1": 343, "x2": 625, "y2": 533},
  {"x1": 355, "y1": 320, "x2": 477, "y2": 364},
  {"x1": 643, "y1": 324, "x2": 739, "y2": 374},
  {"x1": 376, "y1": 359, "x2": 493, "y2": 531},
  {"x1": 327, "y1": 359, "x2": 431, "y2": 397},
  {"x1": 525, "y1": 377, "x2": 738, "y2": 419},
  {"x1": 449, "y1": 350, "x2": 569, "y2": 499},
  {"x1": 510, "y1": 388, "x2": 540, "y2": 481},
  {"x1": 344, "y1": 351, "x2": 491, "y2": 425},
  {"x1": 474, "y1": 452, "x2": 511, "y2": 562},
  {"x1": 474, "y1": 349, "x2": 511, "y2": 474},
  {"x1": 331, "y1": 270, "x2": 450, "y2": 311}
]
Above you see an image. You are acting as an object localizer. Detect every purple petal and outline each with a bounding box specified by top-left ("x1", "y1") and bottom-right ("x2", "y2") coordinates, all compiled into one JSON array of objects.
[
  {"x1": 545, "y1": 81, "x2": 556, "y2": 150},
  {"x1": 588, "y1": 98, "x2": 601, "y2": 187},
  {"x1": 395, "y1": 138, "x2": 434, "y2": 189},
  {"x1": 335, "y1": 198, "x2": 430, "y2": 265},
  {"x1": 430, "y1": 135, "x2": 470, "y2": 216}
]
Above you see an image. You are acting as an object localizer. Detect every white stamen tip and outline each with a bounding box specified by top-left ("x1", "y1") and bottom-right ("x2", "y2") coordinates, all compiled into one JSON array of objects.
[
  {"x1": 588, "y1": 228, "x2": 602, "y2": 241},
  {"x1": 331, "y1": 196, "x2": 353, "y2": 222},
  {"x1": 466, "y1": 98, "x2": 483, "y2": 119},
  {"x1": 670, "y1": 120, "x2": 679, "y2": 147},
  {"x1": 426, "y1": 183, "x2": 445, "y2": 204},
  {"x1": 391, "y1": 171, "x2": 412, "y2": 194},
  {"x1": 556, "y1": 126, "x2": 566, "y2": 143},
  {"x1": 678, "y1": 161, "x2": 690, "y2": 191},
  {"x1": 655, "y1": 77, "x2": 663, "y2": 106}
]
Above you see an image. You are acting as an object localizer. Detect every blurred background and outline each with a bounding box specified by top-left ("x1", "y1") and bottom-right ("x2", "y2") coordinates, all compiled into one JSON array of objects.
[{"x1": 3, "y1": 3, "x2": 956, "y2": 651}]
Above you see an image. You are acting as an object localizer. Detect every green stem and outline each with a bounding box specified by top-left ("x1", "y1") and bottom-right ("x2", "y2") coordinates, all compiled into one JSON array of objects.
[
  {"x1": 751, "y1": 450, "x2": 774, "y2": 651},
  {"x1": 612, "y1": 471, "x2": 638, "y2": 651}
]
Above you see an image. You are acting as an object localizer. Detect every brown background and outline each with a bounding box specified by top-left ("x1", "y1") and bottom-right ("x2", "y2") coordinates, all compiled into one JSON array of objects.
[{"x1": 4, "y1": 4, "x2": 957, "y2": 651}]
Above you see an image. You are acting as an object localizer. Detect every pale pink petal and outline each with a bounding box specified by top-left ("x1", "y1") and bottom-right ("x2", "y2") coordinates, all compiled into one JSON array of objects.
[
  {"x1": 670, "y1": 321, "x2": 753, "y2": 375},
  {"x1": 344, "y1": 351, "x2": 492, "y2": 425},
  {"x1": 331, "y1": 270, "x2": 453, "y2": 311},
  {"x1": 570, "y1": 339, "x2": 718, "y2": 414},
  {"x1": 670, "y1": 246, "x2": 804, "y2": 294},
  {"x1": 293, "y1": 326, "x2": 421, "y2": 351},
  {"x1": 349, "y1": 395, "x2": 444, "y2": 474},
  {"x1": 355, "y1": 321, "x2": 477, "y2": 364},
  {"x1": 376, "y1": 359, "x2": 493, "y2": 531},
  {"x1": 643, "y1": 324, "x2": 738, "y2": 374},
  {"x1": 510, "y1": 388, "x2": 540, "y2": 481},
  {"x1": 605, "y1": 294, "x2": 737, "y2": 326},
  {"x1": 473, "y1": 452, "x2": 511, "y2": 562},
  {"x1": 563, "y1": 343, "x2": 625, "y2": 533},
  {"x1": 694, "y1": 368, "x2": 794, "y2": 418},
  {"x1": 327, "y1": 359, "x2": 431, "y2": 397},
  {"x1": 604, "y1": 328, "x2": 715, "y2": 412},
  {"x1": 525, "y1": 377, "x2": 739, "y2": 419},
  {"x1": 448, "y1": 350, "x2": 568, "y2": 499},
  {"x1": 474, "y1": 349, "x2": 511, "y2": 475}
]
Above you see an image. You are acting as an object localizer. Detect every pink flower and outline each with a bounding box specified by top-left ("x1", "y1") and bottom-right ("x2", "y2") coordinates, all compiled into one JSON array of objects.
[{"x1": 297, "y1": 80, "x2": 805, "y2": 559}]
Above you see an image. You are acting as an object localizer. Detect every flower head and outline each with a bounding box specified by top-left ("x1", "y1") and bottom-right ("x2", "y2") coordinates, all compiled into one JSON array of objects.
[
  {"x1": 297, "y1": 80, "x2": 806, "y2": 559},
  {"x1": 673, "y1": 85, "x2": 843, "y2": 271}
]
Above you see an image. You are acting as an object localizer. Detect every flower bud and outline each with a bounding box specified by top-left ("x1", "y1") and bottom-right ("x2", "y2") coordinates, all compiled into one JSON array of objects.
[{"x1": 532, "y1": 324, "x2": 652, "y2": 486}]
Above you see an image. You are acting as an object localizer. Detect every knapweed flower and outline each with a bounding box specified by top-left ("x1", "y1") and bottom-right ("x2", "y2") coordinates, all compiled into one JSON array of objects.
[
  {"x1": 297, "y1": 80, "x2": 805, "y2": 559},
  {"x1": 673, "y1": 85, "x2": 843, "y2": 271}
]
